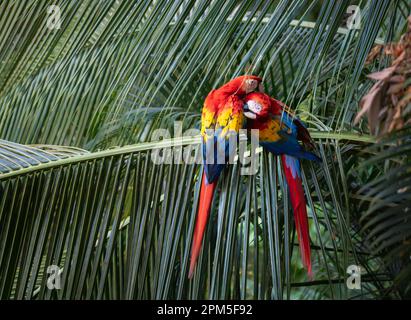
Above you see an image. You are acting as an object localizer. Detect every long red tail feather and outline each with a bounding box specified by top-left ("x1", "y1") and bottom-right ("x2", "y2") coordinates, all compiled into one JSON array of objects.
[
  {"x1": 281, "y1": 155, "x2": 312, "y2": 277},
  {"x1": 188, "y1": 172, "x2": 216, "y2": 278}
]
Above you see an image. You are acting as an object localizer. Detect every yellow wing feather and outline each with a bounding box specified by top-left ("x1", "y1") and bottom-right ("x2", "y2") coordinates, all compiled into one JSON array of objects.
[
  {"x1": 201, "y1": 108, "x2": 215, "y2": 138},
  {"x1": 258, "y1": 119, "x2": 282, "y2": 141},
  {"x1": 251, "y1": 116, "x2": 287, "y2": 142},
  {"x1": 201, "y1": 95, "x2": 244, "y2": 141},
  {"x1": 216, "y1": 96, "x2": 244, "y2": 138}
]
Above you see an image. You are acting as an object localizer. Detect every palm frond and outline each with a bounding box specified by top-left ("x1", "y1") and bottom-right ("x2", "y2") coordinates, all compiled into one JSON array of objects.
[
  {"x1": 0, "y1": 1, "x2": 404, "y2": 149},
  {"x1": 0, "y1": 134, "x2": 392, "y2": 299},
  {"x1": 0, "y1": 139, "x2": 88, "y2": 174},
  {"x1": 358, "y1": 128, "x2": 411, "y2": 298},
  {"x1": 0, "y1": 0, "x2": 408, "y2": 300}
]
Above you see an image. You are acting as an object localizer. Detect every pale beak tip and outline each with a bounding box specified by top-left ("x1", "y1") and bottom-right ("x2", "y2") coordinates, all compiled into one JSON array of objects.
[{"x1": 244, "y1": 111, "x2": 257, "y2": 119}]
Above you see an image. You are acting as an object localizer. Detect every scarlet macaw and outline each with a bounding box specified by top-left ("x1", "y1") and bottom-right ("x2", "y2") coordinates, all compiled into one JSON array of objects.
[
  {"x1": 189, "y1": 75, "x2": 262, "y2": 278},
  {"x1": 243, "y1": 92, "x2": 321, "y2": 276}
]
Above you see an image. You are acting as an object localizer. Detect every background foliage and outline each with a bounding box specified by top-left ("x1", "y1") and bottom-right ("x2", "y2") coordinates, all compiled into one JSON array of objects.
[{"x1": 0, "y1": 0, "x2": 410, "y2": 299}]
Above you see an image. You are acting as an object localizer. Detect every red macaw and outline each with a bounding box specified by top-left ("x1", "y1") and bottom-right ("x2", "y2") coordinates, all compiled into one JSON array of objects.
[
  {"x1": 189, "y1": 75, "x2": 262, "y2": 278},
  {"x1": 243, "y1": 92, "x2": 321, "y2": 276}
]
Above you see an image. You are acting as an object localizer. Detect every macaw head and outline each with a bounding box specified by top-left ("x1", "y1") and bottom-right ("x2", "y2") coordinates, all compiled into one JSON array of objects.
[
  {"x1": 243, "y1": 92, "x2": 271, "y2": 119},
  {"x1": 219, "y1": 75, "x2": 263, "y2": 97},
  {"x1": 243, "y1": 92, "x2": 285, "y2": 119}
]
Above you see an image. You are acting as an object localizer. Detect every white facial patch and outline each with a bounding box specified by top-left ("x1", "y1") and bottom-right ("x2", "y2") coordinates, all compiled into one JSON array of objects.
[{"x1": 247, "y1": 100, "x2": 262, "y2": 114}]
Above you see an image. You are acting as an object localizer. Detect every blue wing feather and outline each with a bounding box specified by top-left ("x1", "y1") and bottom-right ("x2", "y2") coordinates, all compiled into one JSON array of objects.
[
  {"x1": 202, "y1": 129, "x2": 237, "y2": 184},
  {"x1": 261, "y1": 130, "x2": 321, "y2": 162}
]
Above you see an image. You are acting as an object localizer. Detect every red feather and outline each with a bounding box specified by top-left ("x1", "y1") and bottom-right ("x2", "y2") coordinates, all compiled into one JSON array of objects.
[
  {"x1": 188, "y1": 173, "x2": 216, "y2": 278},
  {"x1": 189, "y1": 75, "x2": 262, "y2": 279},
  {"x1": 281, "y1": 155, "x2": 312, "y2": 277}
]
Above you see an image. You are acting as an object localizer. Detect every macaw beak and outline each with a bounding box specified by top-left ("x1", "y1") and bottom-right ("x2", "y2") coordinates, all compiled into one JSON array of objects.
[{"x1": 244, "y1": 112, "x2": 257, "y2": 119}]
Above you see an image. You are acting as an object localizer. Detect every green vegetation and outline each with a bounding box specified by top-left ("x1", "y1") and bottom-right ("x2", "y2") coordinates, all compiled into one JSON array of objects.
[{"x1": 0, "y1": 0, "x2": 409, "y2": 299}]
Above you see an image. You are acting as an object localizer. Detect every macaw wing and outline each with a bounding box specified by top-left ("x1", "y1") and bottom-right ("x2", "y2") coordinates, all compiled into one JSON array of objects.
[
  {"x1": 281, "y1": 110, "x2": 314, "y2": 148},
  {"x1": 202, "y1": 95, "x2": 244, "y2": 184},
  {"x1": 269, "y1": 97, "x2": 315, "y2": 148},
  {"x1": 259, "y1": 117, "x2": 320, "y2": 162},
  {"x1": 260, "y1": 133, "x2": 312, "y2": 160},
  {"x1": 201, "y1": 102, "x2": 217, "y2": 136}
]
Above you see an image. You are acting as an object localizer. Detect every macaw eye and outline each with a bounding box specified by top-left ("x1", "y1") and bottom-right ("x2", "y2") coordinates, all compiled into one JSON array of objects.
[
  {"x1": 247, "y1": 100, "x2": 262, "y2": 114},
  {"x1": 245, "y1": 79, "x2": 258, "y2": 93}
]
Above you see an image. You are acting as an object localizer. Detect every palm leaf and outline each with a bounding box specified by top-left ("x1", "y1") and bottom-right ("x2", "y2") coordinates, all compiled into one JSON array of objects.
[
  {"x1": 0, "y1": 134, "x2": 392, "y2": 299},
  {"x1": 0, "y1": 0, "x2": 408, "y2": 300},
  {"x1": 358, "y1": 128, "x2": 411, "y2": 298},
  {"x1": 0, "y1": 0, "x2": 403, "y2": 149}
]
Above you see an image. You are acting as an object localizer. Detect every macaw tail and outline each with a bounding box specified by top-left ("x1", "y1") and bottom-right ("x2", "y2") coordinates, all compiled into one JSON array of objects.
[
  {"x1": 188, "y1": 172, "x2": 217, "y2": 278},
  {"x1": 281, "y1": 155, "x2": 312, "y2": 277}
]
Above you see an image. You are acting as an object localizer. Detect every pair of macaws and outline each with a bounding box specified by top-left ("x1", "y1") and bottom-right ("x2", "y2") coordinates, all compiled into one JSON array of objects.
[{"x1": 188, "y1": 75, "x2": 321, "y2": 279}]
